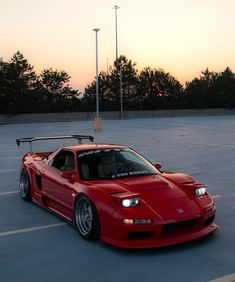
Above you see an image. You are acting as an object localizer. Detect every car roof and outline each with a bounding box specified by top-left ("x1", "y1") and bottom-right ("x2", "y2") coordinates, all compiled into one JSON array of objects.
[{"x1": 63, "y1": 143, "x2": 128, "y2": 152}]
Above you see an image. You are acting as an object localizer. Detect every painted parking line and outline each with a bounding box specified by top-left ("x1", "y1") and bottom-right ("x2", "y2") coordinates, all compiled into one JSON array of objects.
[
  {"x1": 194, "y1": 143, "x2": 235, "y2": 148},
  {"x1": 0, "y1": 157, "x2": 21, "y2": 160},
  {"x1": 0, "y1": 191, "x2": 18, "y2": 196},
  {"x1": 209, "y1": 272, "x2": 235, "y2": 282},
  {"x1": 0, "y1": 223, "x2": 67, "y2": 237},
  {"x1": 0, "y1": 149, "x2": 18, "y2": 152},
  {"x1": 208, "y1": 143, "x2": 235, "y2": 148},
  {"x1": 0, "y1": 182, "x2": 16, "y2": 187},
  {"x1": 212, "y1": 195, "x2": 223, "y2": 199},
  {"x1": 0, "y1": 169, "x2": 19, "y2": 173}
]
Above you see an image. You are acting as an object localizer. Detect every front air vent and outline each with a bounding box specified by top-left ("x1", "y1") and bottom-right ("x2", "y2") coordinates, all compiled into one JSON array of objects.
[
  {"x1": 161, "y1": 219, "x2": 198, "y2": 237},
  {"x1": 205, "y1": 215, "x2": 215, "y2": 226},
  {"x1": 128, "y1": 231, "x2": 152, "y2": 240},
  {"x1": 35, "y1": 174, "x2": 42, "y2": 189}
]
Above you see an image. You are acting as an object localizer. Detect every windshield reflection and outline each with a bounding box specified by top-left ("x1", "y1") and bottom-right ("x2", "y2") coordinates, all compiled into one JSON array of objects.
[{"x1": 78, "y1": 148, "x2": 159, "y2": 180}]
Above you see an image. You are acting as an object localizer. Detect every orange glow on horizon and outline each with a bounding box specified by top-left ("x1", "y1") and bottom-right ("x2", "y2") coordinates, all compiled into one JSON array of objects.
[{"x1": 1, "y1": 0, "x2": 235, "y2": 92}]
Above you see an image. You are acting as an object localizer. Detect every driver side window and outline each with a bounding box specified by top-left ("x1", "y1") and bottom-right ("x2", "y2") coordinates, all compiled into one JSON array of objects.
[{"x1": 51, "y1": 150, "x2": 75, "y2": 171}]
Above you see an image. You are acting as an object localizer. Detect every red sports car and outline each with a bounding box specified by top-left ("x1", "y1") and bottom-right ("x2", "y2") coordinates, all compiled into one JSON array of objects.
[{"x1": 17, "y1": 135, "x2": 217, "y2": 248}]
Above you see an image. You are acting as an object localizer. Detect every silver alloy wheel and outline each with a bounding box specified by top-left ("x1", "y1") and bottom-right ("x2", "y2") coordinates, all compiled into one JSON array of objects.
[
  {"x1": 76, "y1": 197, "x2": 93, "y2": 236},
  {"x1": 19, "y1": 171, "x2": 28, "y2": 198}
]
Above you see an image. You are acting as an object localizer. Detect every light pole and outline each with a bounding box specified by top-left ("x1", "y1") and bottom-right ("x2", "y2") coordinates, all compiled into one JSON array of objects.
[
  {"x1": 113, "y1": 5, "x2": 120, "y2": 61},
  {"x1": 118, "y1": 62, "x2": 123, "y2": 118},
  {"x1": 113, "y1": 5, "x2": 123, "y2": 118},
  {"x1": 93, "y1": 28, "x2": 102, "y2": 132}
]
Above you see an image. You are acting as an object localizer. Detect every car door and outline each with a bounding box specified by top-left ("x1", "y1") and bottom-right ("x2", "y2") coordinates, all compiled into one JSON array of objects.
[{"x1": 41, "y1": 149, "x2": 76, "y2": 220}]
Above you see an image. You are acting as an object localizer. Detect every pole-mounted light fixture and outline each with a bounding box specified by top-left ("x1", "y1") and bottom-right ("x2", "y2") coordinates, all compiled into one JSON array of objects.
[
  {"x1": 113, "y1": 5, "x2": 120, "y2": 61},
  {"x1": 93, "y1": 28, "x2": 102, "y2": 132}
]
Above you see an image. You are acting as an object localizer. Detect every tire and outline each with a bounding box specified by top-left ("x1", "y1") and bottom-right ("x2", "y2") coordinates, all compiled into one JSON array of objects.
[
  {"x1": 75, "y1": 195, "x2": 100, "y2": 240},
  {"x1": 19, "y1": 169, "x2": 31, "y2": 201}
]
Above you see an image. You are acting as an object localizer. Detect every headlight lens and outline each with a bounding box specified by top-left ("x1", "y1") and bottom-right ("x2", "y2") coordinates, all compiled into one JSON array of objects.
[
  {"x1": 122, "y1": 198, "x2": 140, "y2": 207},
  {"x1": 195, "y1": 187, "x2": 206, "y2": 196}
]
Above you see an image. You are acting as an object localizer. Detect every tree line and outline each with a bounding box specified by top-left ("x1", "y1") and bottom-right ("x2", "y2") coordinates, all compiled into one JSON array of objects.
[{"x1": 0, "y1": 51, "x2": 235, "y2": 114}]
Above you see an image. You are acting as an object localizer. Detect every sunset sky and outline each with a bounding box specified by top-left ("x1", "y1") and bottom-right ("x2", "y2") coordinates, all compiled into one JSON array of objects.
[{"x1": 1, "y1": 0, "x2": 235, "y2": 92}]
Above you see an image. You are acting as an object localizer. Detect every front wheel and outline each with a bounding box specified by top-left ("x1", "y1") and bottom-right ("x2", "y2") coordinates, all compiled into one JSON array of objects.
[
  {"x1": 75, "y1": 195, "x2": 100, "y2": 240},
  {"x1": 19, "y1": 169, "x2": 31, "y2": 201}
]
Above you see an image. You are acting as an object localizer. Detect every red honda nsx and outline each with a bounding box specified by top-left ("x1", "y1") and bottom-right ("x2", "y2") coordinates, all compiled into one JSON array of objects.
[{"x1": 17, "y1": 135, "x2": 217, "y2": 248}]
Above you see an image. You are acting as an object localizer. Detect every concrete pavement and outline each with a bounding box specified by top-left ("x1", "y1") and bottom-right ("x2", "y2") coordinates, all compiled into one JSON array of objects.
[{"x1": 0, "y1": 115, "x2": 235, "y2": 282}]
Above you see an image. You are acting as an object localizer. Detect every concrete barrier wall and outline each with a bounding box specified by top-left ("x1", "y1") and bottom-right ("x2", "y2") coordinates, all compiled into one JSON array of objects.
[{"x1": 0, "y1": 108, "x2": 235, "y2": 124}]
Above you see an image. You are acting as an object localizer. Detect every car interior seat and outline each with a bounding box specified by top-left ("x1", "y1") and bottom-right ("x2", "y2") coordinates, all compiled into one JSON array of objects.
[
  {"x1": 97, "y1": 153, "x2": 121, "y2": 178},
  {"x1": 63, "y1": 154, "x2": 75, "y2": 171}
]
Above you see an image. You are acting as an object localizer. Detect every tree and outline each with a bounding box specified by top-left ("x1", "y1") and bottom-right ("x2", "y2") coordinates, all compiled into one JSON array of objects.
[
  {"x1": 114, "y1": 56, "x2": 140, "y2": 110},
  {"x1": 0, "y1": 58, "x2": 9, "y2": 113},
  {"x1": 138, "y1": 67, "x2": 183, "y2": 110},
  {"x1": 82, "y1": 71, "x2": 117, "y2": 112},
  {"x1": 0, "y1": 51, "x2": 38, "y2": 113},
  {"x1": 184, "y1": 68, "x2": 235, "y2": 109},
  {"x1": 0, "y1": 51, "x2": 81, "y2": 114},
  {"x1": 184, "y1": 68, "x2": 217, "y2": 108},
  {"x1": 37, "y1": 68, "x2": 81, "y2": 112},
  {"x1": 211, "y1": 67, "x2": 235, "y2": 108},
  {"x1": 2, "y1": 51, "x2": 235, "y2": 114},
  {"x1": 81, "y1": 81, "x2": 96, "y2": 112},
  {"x1": 82, "y1": 55, "x2": 140, "y2": 111}
]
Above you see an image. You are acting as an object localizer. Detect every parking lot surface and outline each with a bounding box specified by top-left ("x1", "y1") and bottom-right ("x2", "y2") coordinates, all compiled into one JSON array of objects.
[{"x1": 0, "y1": 115, "x2": 235, "y2": 282}]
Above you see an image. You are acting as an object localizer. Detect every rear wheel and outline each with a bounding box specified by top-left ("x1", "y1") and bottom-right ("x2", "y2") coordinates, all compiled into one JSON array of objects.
[
  {"x1": 75, "y1": 195, "x2": 100, "y2": 240},
  {"x1": 19, "y1": 169, "x2": 31, "y2": 201}
]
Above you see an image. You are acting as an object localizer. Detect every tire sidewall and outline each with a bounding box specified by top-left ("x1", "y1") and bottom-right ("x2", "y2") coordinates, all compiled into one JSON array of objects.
[
  {"x1": 75, "y1": 195, "x2": 100, "y2": 240},
  {"x1": 19, "y1": 169, "x2": 31, "y2": 201}
]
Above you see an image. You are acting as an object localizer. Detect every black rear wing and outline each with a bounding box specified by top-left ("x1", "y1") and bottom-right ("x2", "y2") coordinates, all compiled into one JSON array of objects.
[{"x1": 16, "y1": 135, "x2": 94, "y2": 152}]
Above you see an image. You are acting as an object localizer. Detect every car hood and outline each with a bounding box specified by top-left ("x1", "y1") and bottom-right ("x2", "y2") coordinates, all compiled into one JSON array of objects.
[{"x1": 91, "y1": 174, "x2": 202, "y2": 220}]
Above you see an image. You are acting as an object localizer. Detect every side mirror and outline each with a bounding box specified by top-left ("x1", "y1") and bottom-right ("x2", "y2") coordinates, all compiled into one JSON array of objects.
[
  {"x1": 154, "y1": 163, "x2": 162, "y2": 170},
  {"x1": 61, "y1": 171, "x2": 75, "y2": 182}
]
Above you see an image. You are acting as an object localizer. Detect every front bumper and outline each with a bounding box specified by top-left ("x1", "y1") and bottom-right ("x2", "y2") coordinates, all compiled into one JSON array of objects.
[{"x1": 101, "y1": 210, "x2": 218, "y2": 248}]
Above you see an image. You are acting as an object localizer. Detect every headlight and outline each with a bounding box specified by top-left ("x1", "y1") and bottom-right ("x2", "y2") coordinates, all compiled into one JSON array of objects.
[
  {"x1": 195, "y1": 187, "x2": 206, "y2": 196},
  {"x1": 122, "y1": 198, "x2": 140, "y2": 207}
]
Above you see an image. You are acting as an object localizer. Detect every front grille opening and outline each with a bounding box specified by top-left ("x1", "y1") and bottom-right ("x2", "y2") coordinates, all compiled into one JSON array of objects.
[
  {"x1": 161, "y1": 219, "x2": 197, "y2": 237},
  {"x1": 205, "y1": 215, "x2": 215, "y2": 226},
  {"x1": 128, "y1": 231, "x2": 152, "y2": 240}
]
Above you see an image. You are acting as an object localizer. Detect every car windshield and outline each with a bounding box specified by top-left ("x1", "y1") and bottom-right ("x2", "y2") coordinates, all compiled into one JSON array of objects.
[{"x1": 78, "y1": 148, "x2": 159, "y2": 180}]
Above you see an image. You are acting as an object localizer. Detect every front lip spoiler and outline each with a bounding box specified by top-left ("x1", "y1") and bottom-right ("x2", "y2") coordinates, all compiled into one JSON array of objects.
[{"x1": 101, "y1": 223, "x2": 218, "y2": 249}]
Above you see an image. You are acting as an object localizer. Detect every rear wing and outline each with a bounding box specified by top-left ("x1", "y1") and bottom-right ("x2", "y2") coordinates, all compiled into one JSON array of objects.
[{"x1": 16, "y1": 135, "x2": 94, "y2": 152}]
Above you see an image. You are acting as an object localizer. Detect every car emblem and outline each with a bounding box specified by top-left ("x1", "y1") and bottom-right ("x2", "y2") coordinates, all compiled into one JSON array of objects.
[{"x1": 177, "y1": 208, "x2": 184, "y2": 214}]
